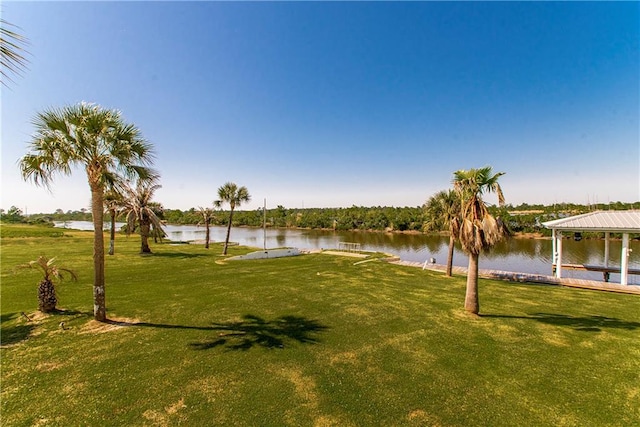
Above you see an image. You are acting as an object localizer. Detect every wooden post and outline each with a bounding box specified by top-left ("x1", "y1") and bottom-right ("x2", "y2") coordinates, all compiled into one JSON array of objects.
[{"x1": 621, "y1": 233, "x2": 629, "y2": 286}]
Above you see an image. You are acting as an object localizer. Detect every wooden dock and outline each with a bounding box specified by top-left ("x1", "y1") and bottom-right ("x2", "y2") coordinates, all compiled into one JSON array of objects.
[
  {"x1": 388, "y1": 259, "x2": 640, "y2": 295},
  {"x1": 552, "y1": 263, "x2": 640, "y2": 282}
]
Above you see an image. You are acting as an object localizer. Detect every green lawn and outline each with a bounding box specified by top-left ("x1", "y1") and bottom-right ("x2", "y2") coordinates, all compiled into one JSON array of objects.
[{"x1": 2, "y1": 224, "x2": 639, "y2": 426}]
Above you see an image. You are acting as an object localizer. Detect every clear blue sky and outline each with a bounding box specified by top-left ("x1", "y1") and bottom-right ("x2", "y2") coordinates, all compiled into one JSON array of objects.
[{"x1": 2, "y1": 1, "x2": 638, "y2": 214}]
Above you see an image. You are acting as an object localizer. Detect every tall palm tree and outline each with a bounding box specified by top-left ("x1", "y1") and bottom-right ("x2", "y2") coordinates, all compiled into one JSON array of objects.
[
  {"x1": 215, "y1": 182, "x2": 251, "y2": 255},
  {"x1": 198, "y1": 206, "x2": 215, "y2": 249},
  {"x1": 1, "y1": 19, "x2": 29, "y2": 87},
  {"x1": 104, "y1": 188, "x2": 125, "y2": 256},
  {"x1": 122, "y1": 179, "x2": 165, "y2": 253},
  {"x1": 424, "y1": 189, "x2": 461, "y2": 277},
  {"x1": 20, "y1": 102, "x2": 155, "y2": 321},
  {"x1": 453, "y1": 167, "x2": 509, "y2": 315}
]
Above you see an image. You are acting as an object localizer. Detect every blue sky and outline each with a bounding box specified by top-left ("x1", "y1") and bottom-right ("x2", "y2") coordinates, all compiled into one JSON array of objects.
[{"x1": 2, "y1": 1, "x2": 638, "y2": 214}]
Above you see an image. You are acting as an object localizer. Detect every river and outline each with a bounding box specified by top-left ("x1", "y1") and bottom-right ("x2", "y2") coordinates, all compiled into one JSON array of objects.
[{"x1": 54, "y1": 221, "x2": 640, "y2": 284}]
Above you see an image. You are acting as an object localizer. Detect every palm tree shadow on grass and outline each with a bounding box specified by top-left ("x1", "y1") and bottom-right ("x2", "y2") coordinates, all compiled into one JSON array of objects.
[
  {"x1": 482, "y1": 313, "x2": 640, "y2": 332},
  {"x1": 190, "y1": 314, "x2": 329, "y2": 351},
  {"x1": 107, "y1": 314, "x2": 329, "y2": 351}
]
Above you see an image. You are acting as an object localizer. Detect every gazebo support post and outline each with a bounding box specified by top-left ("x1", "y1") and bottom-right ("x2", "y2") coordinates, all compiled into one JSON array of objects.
[
  {"x1": 621, "y1": 233, "x2": 629, "y2": 286},
  {"x1": 603, "y1": 232, "x2": 611, "y2": 282},
  {"x1": 604, "y1": 232, "x2": 610, "y2": 269},
  {"x1": 552, "y1": 229, "x2": 557, "y2": 269},
  {"x1": 555, "y1": 231, "x2": 563, "y2": 278}
]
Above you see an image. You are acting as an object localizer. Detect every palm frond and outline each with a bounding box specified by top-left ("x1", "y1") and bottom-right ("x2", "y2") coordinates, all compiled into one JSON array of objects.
[
  {"x1": 1, "y1": 19, "x2": 30, "y2": 86},
  {"x1": 453, "y1": 166, "x2": 508, "y2": 255},
  {"x1": 120, "y1": 178, "x2": 165, "y2": 237},
  {"x1": 217, "y1": 182, "x2": 251, "y2": 210},
  {"x1": 17, "y1": 256, "x2": 77, "y2": 283},
  {"x1": 20, "y1": 103, "x2": 155, "y2": 196}
]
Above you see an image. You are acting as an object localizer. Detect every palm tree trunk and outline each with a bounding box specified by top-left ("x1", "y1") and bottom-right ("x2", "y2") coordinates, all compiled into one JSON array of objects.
[
  {"x1": 223, "y1": 209, "x2": 234, "y2": 255},
  {"x1": 108, "y1": 209, "x2": 116, "y2": 255},
  {"x1": 205, "y1": 221, "x2": 210, "y2": 249},
  {"x1": 90, "y1": 184, "x2": 107, "y2": 322},
  {"x1": 464, "y1": 253, "x2": 480, "y2": 314},
  {"x1": 140, "y1": 217, "x2": 152, "y2": 253},
  {"x1": 38, "y1": 279, "x2": 57, "y2": 313},
  {"x1": 446, "y1": 235, "x2": 455, "y2": 277}
]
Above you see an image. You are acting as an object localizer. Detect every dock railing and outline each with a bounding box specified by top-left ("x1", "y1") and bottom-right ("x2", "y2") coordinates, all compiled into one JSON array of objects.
[{"x1": 338, "y1": 242, "x2": 361, "y2": 253}]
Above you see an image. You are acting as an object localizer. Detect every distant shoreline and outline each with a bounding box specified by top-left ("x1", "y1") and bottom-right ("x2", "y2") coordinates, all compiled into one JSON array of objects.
[{"x1": 229, "y1": 225, "x2": 637, "y2": 241}]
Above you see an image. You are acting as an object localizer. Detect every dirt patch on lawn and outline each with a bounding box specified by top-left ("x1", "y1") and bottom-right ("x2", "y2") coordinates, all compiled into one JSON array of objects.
[
  {"x1": 407, "y1": 409, "x2": 442, "y2": 426},
  {"x1": 79, "y1": 317, "x2": 141, "y2": 334},
  {"x1": 36, "y1": 361, "x2": 64, "y2": 372},
  {"x1": 142, "y1": 398, "x2": 187, "y2": 427}
]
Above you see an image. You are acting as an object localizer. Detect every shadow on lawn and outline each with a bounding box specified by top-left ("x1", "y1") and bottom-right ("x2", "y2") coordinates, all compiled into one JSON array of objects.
[
  {"x1": 1, "y1": 313, "x2": 37, "y2": 346},
  {"x1": 1, "y1": 309, "x2": 88, "y2": 346},
  {"x1": 483, "y1": 312, "x2": 640, "y2": 332},
  {"x1": 108, "y1": 314, "x2": 329, "y2": 351},
  {"x1": 190, "y1": 314, "x2": 329, "y2": 351}
]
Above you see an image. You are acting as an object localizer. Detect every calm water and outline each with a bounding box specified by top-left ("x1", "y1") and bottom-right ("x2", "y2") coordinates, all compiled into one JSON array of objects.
[{"x1": 55, "y1": 221, "x2": 640, "y2": 284}]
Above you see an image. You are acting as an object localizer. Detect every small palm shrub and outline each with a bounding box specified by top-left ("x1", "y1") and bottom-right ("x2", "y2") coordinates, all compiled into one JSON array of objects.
[{"x1": 19, "y1": 256, "x2": 77, "y2": 312}]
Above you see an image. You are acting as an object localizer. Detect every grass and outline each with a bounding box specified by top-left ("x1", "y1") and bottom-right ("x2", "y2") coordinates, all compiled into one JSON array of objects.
[{"x1": 2, "y1": 224, "x2": 639, "y2": 426}]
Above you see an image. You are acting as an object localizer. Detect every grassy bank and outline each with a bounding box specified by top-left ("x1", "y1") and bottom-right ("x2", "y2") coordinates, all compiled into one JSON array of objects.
[{"x1": 1, "y1": 225, "x2": 639, "y2": 426}]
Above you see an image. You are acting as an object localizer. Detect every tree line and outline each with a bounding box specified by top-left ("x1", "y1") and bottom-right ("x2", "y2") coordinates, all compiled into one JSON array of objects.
[{"x1": 4, "y1": 201, "x2": 639, "y2": 235}]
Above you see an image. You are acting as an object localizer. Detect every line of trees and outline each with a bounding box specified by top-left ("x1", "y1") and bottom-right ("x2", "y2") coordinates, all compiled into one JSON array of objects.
[
  {"x1": 163, "y1": 205, "x2": 426, "y2": 232},
  {"x1": 5, "y1": 201, "x2": 640, "y2": 235},
  {"x1": 166, "y1": 202, "x2": 638, "y2": 235}
]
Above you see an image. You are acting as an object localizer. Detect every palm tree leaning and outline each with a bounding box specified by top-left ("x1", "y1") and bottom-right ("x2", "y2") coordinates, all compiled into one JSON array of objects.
[
  {"x1": 424, "y1": 189, "x2": 461, "y2": 277},
  {"x1": 122, "y1": 179, "x2": 165, "y2": 253},
  {"x1": 453, "y1": 166, "x2": 509, "y2": 315},
  {"x1": 104, "y1": 188, "x2": 125, "y2": 256},
  {"x1": 20, "y1": 102, "x2": 155, "y2": 322},
  {"x1": 198, "y1": 206, "x2": 215, "y2": 249},
  {"x1": 215, "y1": 182, "x2": 251, "y2": 255}
]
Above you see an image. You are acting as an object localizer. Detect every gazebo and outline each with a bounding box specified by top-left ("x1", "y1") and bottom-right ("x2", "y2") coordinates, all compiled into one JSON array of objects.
[{"x1": 542, "y1": 210, "x2": 640, "y2": 285}]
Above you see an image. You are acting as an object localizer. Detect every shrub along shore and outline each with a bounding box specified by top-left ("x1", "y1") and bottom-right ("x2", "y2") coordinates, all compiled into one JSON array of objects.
[{"x1": 2, "y1": 224, "x2": 639, "y2": 425}]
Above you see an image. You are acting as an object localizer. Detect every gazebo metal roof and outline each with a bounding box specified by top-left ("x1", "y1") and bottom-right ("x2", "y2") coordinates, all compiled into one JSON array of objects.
[
  {"x1": 542, "y1": 210, "x2": 639, "y2": 286},
  {"x1": 542, "y1": 210, "x2": 640, "y2": 233}
]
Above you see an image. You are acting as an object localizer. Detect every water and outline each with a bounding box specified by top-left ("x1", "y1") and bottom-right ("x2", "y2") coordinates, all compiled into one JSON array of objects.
[{"x1": 54, "y1": 221, "x2": 640, "y2": 284}]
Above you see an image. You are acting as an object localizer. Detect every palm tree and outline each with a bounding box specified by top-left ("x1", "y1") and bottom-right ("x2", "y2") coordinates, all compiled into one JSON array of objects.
[
  {"x1": 215, "y1": 182, "x2": 251, "y2": 255},
  {"x1": 198, "y1": 206, "x2": 215, "y2": 249},
  {"x1": 104, "y1": 188, "x2": 125, "y2": 255},
  {"x1": 1, "y1": 19, "x2": 29, "y2": 87},
  {"x1": 20, "y1": 102, "x2": 155, "y2": 321},
  {"x1": 147, "y1": 201, "x2": 165, "y2": 243},
  {"x1": 423, "y1": 190, "x2": 461, "y2": 277},
  {"x1": 453, "y1": 167, "x2": 509, "y2": 315},
  {"x1": 19, "y1": 256, "x2": 77, "y2": 313},
  {"x1": 122, "y1": 179, "x2": 165, "y2": 253}
]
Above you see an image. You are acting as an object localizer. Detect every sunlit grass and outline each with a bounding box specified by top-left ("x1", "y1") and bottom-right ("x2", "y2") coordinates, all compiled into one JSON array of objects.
[{"x1": 2, "y1": 224, "x2": 639, "y2": 426}]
